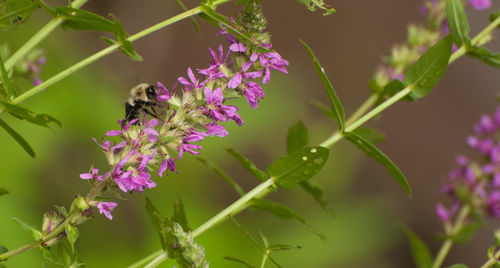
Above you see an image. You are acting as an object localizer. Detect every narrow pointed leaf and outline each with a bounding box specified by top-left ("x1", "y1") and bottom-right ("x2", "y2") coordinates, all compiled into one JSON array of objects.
[
  {"x1": 309, "y1": 99, "x2": 336, "y2": 120},
  {"x1": 55, "y1": 7, "x2": 115, "y2": 32},
  {"x1": 467, "y1": 45, "x2": 500, "y2": 68},
  {"x1": 267, "y1": 146, "x2": 329, "y2": 189},
  {"x1": 251, "y1": 199, "x2": 326, "y2": 240},
  {"x1": 223, "y1": 256, "x2": 256, "y2": 268},
  {"x1": 0, "y1": 0, "x2": 39, "y2": 31},
  {"x1": 300, "y1": 40, "x2": 345, "y2": 131},
  {"x1": 404, "y1": 36, "x2": 452, "y2": 99},
  {"x1": 267, "y1": 244, "x2": 296, "y2": 252},
  {"x1": 286, "y1": 121, "x2": 308, "y2": 154},
  {"x1": 396, "y1": 223, "x2": 432, "y2": 268},
  {"x1": 10, "y1": 217, "x2": 42, "y2": 240},
  {"x1": 226, "y1": 148, "x2": 268, "y2": 182},
  {"x1": 299, "y1": 180, "x2": 331, "y2": 212},
  {"x1": 171, "y1": 197, "x2": 190, "y2": 231},
  {"x1": 196, "y1": 156, "x2": 245, "y2": 196},
  {"x1": 145, "y1": 197, "x2": 172, "y2": 249},
  {"x1": 174, "y1": 0, "x2": 201, "y2": 33},
  {"x1": 445, "y1": 0, "x2": 470, "y2": 46},
  {"x1": 0, "y1": 101, "x2": 61, "y2": 129},
  {"x1": 110, "y1": 14, "x2": 143, "y2": 62},
  {"x1": 0, "y1": 117, "x2": 35, "y2": 157},
  {"x1": 344, "y1": 132, "x2": 411, "y2": 196},
  {"x1": 64, "y1": 224, "x2": 78, "y2": 253},
  {"x1": 382, "y1": 79, "x2": 415, "y2": 101},
  {"x1": 0, "y1": 55, "x2": 15, "y2": 100},
  {"x1": 452, "y1": 220, "x2": 482, "y2": 244},
  {"x1": 352, "y1": 127, "x2": 386, "y2": 144},
  {"x1": 489, "y1": 11, "x2": 500, "y2": 27}
]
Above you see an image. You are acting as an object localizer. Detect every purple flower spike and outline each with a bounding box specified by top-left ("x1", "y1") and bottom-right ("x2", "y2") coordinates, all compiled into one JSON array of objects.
[
  {"x1": 229, "y1": 42, "x2": 246, "y2": 53},
  {"x1": 469, "y1": 0, "x2": 491, "y2": 10},
  {"x1": 97, "y1": 202, "x2": 118, "y2": 220},
  {"x1": 436, "y1": 203, "x2": 451, "y2": 223},
  {"x1": 158, "y1": 158, "x2": 177, "y2": 177},
  {"x1": 244, "y1": 81, "x2": 265, "y2": 109},
  {"x1": 157, "y1": 82, "x2": 172, "y2": 102},
  {"x1": 488, "y1": 191, "x2": 500, "y2": 218},
  {"x1": 178, "y1": 67, "x2": 204, "y2": 92},
  {"x1": 206, "y1": 122, "x2": 228, "y2": 137},
  {"x1": 259, "y1": 52, "x2": 289, "y2": 84}
]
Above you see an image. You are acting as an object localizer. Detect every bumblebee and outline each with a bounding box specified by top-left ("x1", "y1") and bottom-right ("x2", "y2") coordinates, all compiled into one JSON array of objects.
[{"x1": 124, "y1": 83, "x2": 160, "y2": 124}]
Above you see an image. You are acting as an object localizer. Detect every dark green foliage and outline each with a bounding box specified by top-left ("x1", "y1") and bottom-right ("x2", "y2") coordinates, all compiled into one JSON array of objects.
[
  {"x1": 0, "y1": 187, "x2": 7, "y2": 195},
  {"x1": 300, "y1": 40, "x2": 345, "y2": 132},
  {"x1": 382, "y1": 79, "x2": 415, "y2": 102},
  {"x1": 396, "y1": 223, "x2": 433, "y2": 268},
  {"x1": 55, "y1": 7, "x2": 115, "y2": 32},
  {"x1": 344, "y1": 132, "x2": 411, "y2": 196},
  {"x1": 251, "y1": 199, "x2": 325, "y2": 240},
  {"x1": 404, "y1": 36, "x2": 452, "y2": 99},
  {"x1": 0, "y1": 101, "x2": 61, "y2": 129},
  {"x1": 0, "y1": 117, "x2": 35, "y2": 157},
  {"x1": 352, "y1": 127, "x2": 386, "y2": 144},
  {"x1": 196, "y1": 156, "x2": 245, "y2": 196},
  {"x1": 110, "y1": 14, "x2": 143, "y2": 62},
  {"x1": 172, "y1": 197, "x2": 190, "y2": 232},
  {"x1": 226, "y1": 148, "x2": 268, "y2": 182},
  {"x1": 267, "y1": 146, "x2": 329, "y2": 189},
  {"x1": 0, "y1": 0, "x2": 39, "y2": 31},
  {"x1": 467, "y1": 45, "x2": 500, "y2": 68},
  {"x1": 452, "y1": 220, "x2": 482, "y2": 244},
  {"x1": 286, "y1": 120, "x2": 308, "y2": 154},
  {"x1": 445, "y1": 0, "x2": 470, "y2": 46}
]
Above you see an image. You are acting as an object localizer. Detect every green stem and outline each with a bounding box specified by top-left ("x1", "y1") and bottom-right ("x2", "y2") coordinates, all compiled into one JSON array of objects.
[
  {"x1": 128, "y1": 251, "x2": 164, "y2": 268},
  {"x1": 143, "y1": 252, "x2": 168, "y2": 268},
  {"x1": 4, "y1": 0, "x2": 88, "y2": 71},
  {"x1": 345, "y1": 93, "x2": 379, "y2": 126},
  {"x1": 480, "y1": 247, "x2": 500, "y2": 268},
  {"x1": 260, "y1": 251, "x2": 269, "y2": 268},
  {"x1": 431, "y1": 205, "x2": 471, "y2": 268},
  {"x1": 134, "y1": 16, "x2": 500, "y2": 266}
]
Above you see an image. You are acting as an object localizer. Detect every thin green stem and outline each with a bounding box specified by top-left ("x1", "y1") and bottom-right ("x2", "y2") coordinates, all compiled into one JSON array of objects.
[
  {"x1": 143, "y1": 252, "x2": 168, "y2": 268},
  {"x1": 345, "y1": 93, "x2": 379, "y2": 126},
  {"x1": 431, "y1": 205, "x2": 471, "y2": 268},
  {"x1": 128, "y1": 251, "x2": 164, "y2": 268},
  {"x1": 4, "y1": 0, "x2": 88, "y2": 71},
  {"x1": 260, "y1": 251, "x2": 269, "y2": 268},
  {"x1": 480, "y1": 247, "x2": 500, "y2": 268}
]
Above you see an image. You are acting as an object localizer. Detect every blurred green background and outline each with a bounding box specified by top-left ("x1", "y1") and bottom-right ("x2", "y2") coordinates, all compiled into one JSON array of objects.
[{"x1": 1, "y1": 0, "x2": 500, "y2": 267}]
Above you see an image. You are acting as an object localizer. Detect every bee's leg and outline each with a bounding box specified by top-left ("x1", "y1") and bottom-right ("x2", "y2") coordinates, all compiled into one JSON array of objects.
[{"x1": 142, "y1": 108, "x2": 161, "y2": 120}]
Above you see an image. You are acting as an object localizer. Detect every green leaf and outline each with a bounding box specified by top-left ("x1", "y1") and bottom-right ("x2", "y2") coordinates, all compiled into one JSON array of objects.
[
  {"x1": 344, "y1": 132, "x2": 411, "y2": 196},
  {"x1": 196, "y1": 156, "x2": 245, "y2": 196},
  {"x1": 0, "y1": 55, "x2": 15, "y2": 100},
  {"x1": 267, "y1": 244, "x2": 296, "y2": 252},
  {"x1": 453, "y1": 220, "x2": 482, "y2": 244},
  {"x1": 467, "y1": 45, "x2": 500, "y2": 68},
  {"x1": 251, "y1": 199, "x2": 325, "y2": 240},
  {"x1": 171, "y1": 197, "x2": 190, "y2": 232},
  {"x1": 0, "y1": 0, "x2": 39, "y2": 31},
  {"x1": 404, "y1": 36, "x2": 452, "y2": 99},
  {"x1": 382, "y1": 79, "x2": 415, "y2": 102},
  {"x1": 174, "y1": 0, "x2": 201, "y2": 33},
  {"x1": 300, "y1": 40, "x2": 345, "y2": 132},
  {"x1": 10, "y1": 217, "x2": 42, "y2": 240},
  {"x1": 298, "y1": 180, "x2": 331, "y2": 213},
  {"x1": 0, "y1": 187, "x2": 8, "y2": 195},
  {"x1": 109, "y1": 14, "x2": 143, "y2": 62},
  {"x1": 286, "y1": 121, "x2": 308, "y2": 154},
  {"x1": 352, "y1": 127, "x2": 386, "y2": 144},
  {"x1": 448, "y1": 264, "x2": 469, "y2": 268},
  {"x1": 267, "y1": 146, "x2": 329, "y2": 189},
  {"x1": 309, "y1": 99, "x2": 336, "y2": 120},
  {"x1": 64, "y1": 224, "x2": 79, "y2": 253},
  {"x1": 396, "y1": 223, "x2": 433, "y2": 268},
  {"x1": 0, "y1": 117, "x2": 35, "y2": 157},
  {"x1": 295, "y1": 0, "x2": 335, "y2": 15},
  {"x1": 0, "y1": 245, "x2": 8, "y2": 254},
  {"x1": 223, "y1": 256, "x2": 256, "y2": 268},
  {"x1": 55, "y1": 7, "x2": 115, "y2": 32},
  {"x1": 145, "y1": 197, "x2": 172, "y2": 249},
  {"x1": 445, "y1": 0, "x2": 470, "y2": 47},
  {"x1": 226, "y1": 148, "x2": 268, "y2": 182},
  {"x1": 0, "y1": 101, "x2": 61, "y2": 129},
  {"x1": 490, "y1": 11, "x2": 500, "y2": 27}
]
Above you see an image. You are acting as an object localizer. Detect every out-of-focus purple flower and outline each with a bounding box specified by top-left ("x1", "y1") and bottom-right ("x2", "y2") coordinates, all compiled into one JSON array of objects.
[
  {"x1": 436, "y1": 202, "x2": 458, "y2": 223},
  {"x1": 488, "y1": 191, "x2": 500, "y2": 218},
  {"x1": 469, "y1": 0, "x2": 491, "y2": 10},
  {"x1": 206, "y1": 122, "x2": 228, "y2": 137},
  {"x1": 97, "y1": 202, "x2": 118, "y2": 220}
]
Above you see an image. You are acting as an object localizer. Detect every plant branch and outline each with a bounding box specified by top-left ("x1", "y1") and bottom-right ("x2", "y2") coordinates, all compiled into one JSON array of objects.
[{"x1": 4, "y1": 0, "x2": 88, "y2": 71}]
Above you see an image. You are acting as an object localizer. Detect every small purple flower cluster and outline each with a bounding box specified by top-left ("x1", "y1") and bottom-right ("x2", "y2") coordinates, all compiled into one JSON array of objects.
[
  {"x1": 371, "y1": 0, "x2": 491, "y2": 93},
  {"x1": 80, "y1": 28, "x2": 288, "y2": 220},
  {"x1": 436, "y1": 107, "x2": 500, "y2": 223}
]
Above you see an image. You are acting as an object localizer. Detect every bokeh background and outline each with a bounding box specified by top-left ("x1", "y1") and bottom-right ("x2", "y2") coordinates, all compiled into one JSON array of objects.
[{"x1": 1, "y1": 0, "x2": 500, "y2": 267}]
